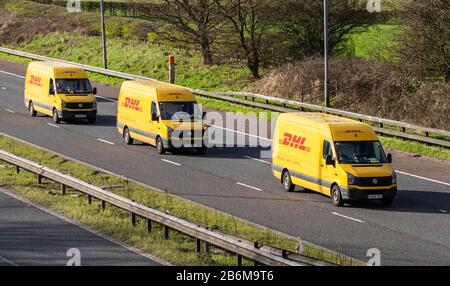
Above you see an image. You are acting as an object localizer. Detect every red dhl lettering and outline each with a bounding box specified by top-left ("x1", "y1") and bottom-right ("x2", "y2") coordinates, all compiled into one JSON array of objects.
[
  {"x1": 29, "y1": 75, "x2": 43, "y2": 87},
  {"x1": 123, "y1": 97, "x2": 143, "y2": 112},
  {"x1": 280, "y1": 132, "x2": 311, "y2": 152}
]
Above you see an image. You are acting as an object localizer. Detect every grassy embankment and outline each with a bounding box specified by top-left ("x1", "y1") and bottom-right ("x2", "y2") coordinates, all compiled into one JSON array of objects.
[{"x1": 0, "y1": 135, "x2": 362, "y2": 266}]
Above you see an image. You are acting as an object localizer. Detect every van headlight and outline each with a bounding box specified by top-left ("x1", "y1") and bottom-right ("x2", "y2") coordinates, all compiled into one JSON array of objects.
[
  {"x1": 347, "y1": 173, "x2": 356, "y2": 185},
  {"x1": 392, "y1": 171, "x2": 397, "y2": 184},
  {"x1": 93, "y1": 100, "x2": 97, "y2": 108}
]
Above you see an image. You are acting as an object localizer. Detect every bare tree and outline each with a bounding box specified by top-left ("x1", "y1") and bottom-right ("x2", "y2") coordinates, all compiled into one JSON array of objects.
[
  {"x1": 142, "y1": 0, "x2": 220, "y2": 65},
  {"x1": 214, "y1": 0, "x2": 277, "y2": 79}
]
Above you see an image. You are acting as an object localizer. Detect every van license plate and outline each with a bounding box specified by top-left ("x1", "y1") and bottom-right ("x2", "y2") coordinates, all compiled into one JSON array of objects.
[
  {"x1": 368, "y1": 194, "x2": 383, "y2": 200},
  {"x1": 75, "y1": 114, "x2": 87, "y2": 119}
]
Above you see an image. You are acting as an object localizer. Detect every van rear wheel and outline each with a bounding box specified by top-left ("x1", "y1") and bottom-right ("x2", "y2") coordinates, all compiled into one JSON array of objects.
[
  {"x1": 331, "y1": 185, "x2": 344, "y2": 207},
  {"x1": 282, "y1": 171, "x2": 295, "y2": 192},
  {"x1": 29, "y1": 102, "x2": 37, "y2": 117},
  {"x1": 156, "y1": 137, "x2": 166, "y2": 155},
  {"x1": 123, "y1": 128, "x2": 134, "y2": 145}
]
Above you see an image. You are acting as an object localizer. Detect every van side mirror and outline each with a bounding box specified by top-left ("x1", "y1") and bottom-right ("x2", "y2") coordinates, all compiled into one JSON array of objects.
[
  {"x1": 387, "y1": 153, "x2": 393, "y2": 163},
  {"x1": 49, "y1": 89, "x2": 55, "y2": 96},
  {"x1": 152, "y1": 113, "x2": 159, "y2": 122},
  {"x1": 202, "y1": 112, "x2": 207, "y2": 119},
  {"x1": 93, "y1": 87, "x2": 97, "y2": 95},
  {"x1": 326, "y1": 155, "x2": 335, "y2": 166}
]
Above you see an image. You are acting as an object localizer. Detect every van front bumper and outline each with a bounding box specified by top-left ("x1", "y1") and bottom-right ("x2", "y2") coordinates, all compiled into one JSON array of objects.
[
  {"x1": 341, "y1": 187, "x2": 397, "y2": 202},
  {"x1": 162, "y1": 138, "x2": 206, "y2": 149},
  {"x1": 58, "y1": 109, "x2": 97, "y2": 120}
]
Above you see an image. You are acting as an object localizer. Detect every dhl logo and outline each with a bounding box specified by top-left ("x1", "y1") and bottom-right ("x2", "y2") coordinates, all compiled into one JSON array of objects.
[
  {"x1": 29, "y1": 75, "x2": 43, "y2": 87},
  {"x1": 123, "y1": 97, "x2": 143, "y2": 112},
  {"x1": 280, "y1": 132, "x2": 311, "y2": 152}
]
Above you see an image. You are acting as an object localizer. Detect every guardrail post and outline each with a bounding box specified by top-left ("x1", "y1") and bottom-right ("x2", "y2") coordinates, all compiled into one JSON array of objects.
[
  {"x1": 237, "y1": 254, "x2": 242, "y2": 266},
  {"x1": 164, "y1": 225, "x2": 169, "y2": 239},
  {"x1": 88, "y1": 195, "x2": 92, "y2": 204},
  {"x1": 132, "y1": 213, "x2": 136, "y2": 227},
  {"x1": 61, "y1": 184, "x2": 66, "y2": 195},
  {"x1": 169, "y1": 55, "x2": 175, "y2": 84},
  {"x1": 380, "y1": 123, "x2": 384, "y2": 128},
  {"x1": 37, "y1": 174, "x2": 42, "y2": 184},
  {"x1": 205, "y1": 242, "x2": 210, "y2": 254},
  {"x1": 196, "y1": 238, "x2": 201, "y2": 253},
  {"x1": 425, "y1": 132, "x2": 429, "y2": 137},
  {"x1": 282, "y1": 249, "x2": 289, "y2": 259},
  {"x1": 16, "y1": 166, "x2": 20, "y2": 174},
  {"x1": 101, "y1": 200, "x2": 106, "y2": 210},
  {"x1": 147, "y1": 219, "x2": 152, "y2": 232}
]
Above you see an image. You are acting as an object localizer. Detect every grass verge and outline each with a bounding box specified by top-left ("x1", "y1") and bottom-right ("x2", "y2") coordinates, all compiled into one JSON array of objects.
[
  {"x1": 380, "y1": 136, "x2": 450, "y2": 161},
  {"x1": 0, "y1": 134, "x2": 361, "y2": 266}
]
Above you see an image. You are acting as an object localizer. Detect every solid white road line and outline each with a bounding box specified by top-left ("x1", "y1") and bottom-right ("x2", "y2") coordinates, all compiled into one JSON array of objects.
[
  {"x1": 0, "y1": 255, "x2": 18, "y2": 266},
  {"x1": 97, "y1": 138, "x2": 115, "y2": 145},
  {"x1": 96, "y1": 95, "x2": 118, "y2": 102},
  {"x1": 161, "y1": 159, "x2": 181, "y2": 166},
  {"x1": 236, "y1": 182, "x2": 263, "y2": 192},
  {"x1": 0, "y1": 70, "x2": 25, "y2": 79},
  {"x1": 332, "y1": 212, "x2": 365, "y2": 223},
  {"x1": 396, "y1": 170, "x2": 450, "y2": 187},
  {"x1": 47, "y1": 123, "x2": 60, "y2": 128},
  {"x1": 210, "y1": 125, "x2": 273, "y2": 142},
  {"x1": 244, "y1": 156, "x2": 271, "y2": 165},
  {"x1": 4, "y1": 109, "x2": 15, "y2": 113}
]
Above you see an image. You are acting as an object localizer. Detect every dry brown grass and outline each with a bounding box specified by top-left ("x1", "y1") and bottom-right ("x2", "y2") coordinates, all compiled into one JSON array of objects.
[{"x1": 251, "y1": 57, "x2": 450, "y2": 129}]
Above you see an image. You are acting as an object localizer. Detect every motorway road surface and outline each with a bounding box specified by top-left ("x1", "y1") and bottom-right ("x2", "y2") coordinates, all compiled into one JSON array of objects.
[
  {"x1": 0, "y1": 188, "x2": 162, "y2": 266},
  {"x1": 0, "y1": 63, "x2": 449, "y2": 265}
]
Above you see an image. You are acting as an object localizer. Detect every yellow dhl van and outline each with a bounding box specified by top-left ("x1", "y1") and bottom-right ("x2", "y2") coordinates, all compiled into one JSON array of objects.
[
  {"x1": 24, "y1": 61, "x2": 97, "y2": 124},
  {"x1": 272, "y1": 112, "x2": 397, "y2": 206},
  {"x1": 117, "y1": 80, "x2": 207, "y2": 154}
]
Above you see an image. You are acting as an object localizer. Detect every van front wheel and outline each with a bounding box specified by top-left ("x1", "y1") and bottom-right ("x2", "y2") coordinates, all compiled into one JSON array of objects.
[
  {"x1": 156, "y1": 137, "x2": 166, "y2": 155},
  {"x1": 123, "y1": 128, "x2": 134, "y2": 145},
  {"x1": 52, "y1": 109, "x2": 60, "y2": 124},
  {"x1": 331, "y1": 185, "x2": 344, "y2": 207},
  {"x1": 282, "y1": 171, "x2": 295, "y2": 192}
]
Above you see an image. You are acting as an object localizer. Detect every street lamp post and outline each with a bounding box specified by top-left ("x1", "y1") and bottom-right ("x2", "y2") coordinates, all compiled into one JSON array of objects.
[
  {"x1": 100, "y1": 0, "x2": 108, "y2": 69},
  {"x1": 323, "y1": 0, "x2": 330, "y2": 108}
]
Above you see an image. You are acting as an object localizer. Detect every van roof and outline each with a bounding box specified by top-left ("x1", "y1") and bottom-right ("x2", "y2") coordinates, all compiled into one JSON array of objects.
[
  {"x1": 279, "y1": 112, "x2": 379, "y2": 141},
  {"x1": 28, "y1": 61, "x2": 87, "y2": 78},
  {"x1": 121, "y1": 80, "x2": 195, "y2": 102}
]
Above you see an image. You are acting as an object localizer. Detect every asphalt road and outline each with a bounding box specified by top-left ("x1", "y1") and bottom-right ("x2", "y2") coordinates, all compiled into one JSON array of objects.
[
  {"x1": 0, "y1": 68, "x2": 449, "y2": 265},
  {"x1": 0, "y1": 188, "x2": 162, "y2": 266}
]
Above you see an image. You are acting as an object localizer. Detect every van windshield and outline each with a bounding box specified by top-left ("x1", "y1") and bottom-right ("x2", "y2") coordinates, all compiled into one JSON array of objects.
[
  {"x1": 335, "y1": 141, "x2": 388, "y2": 164},
  {"x1": 159, "y1": 102, "x2": 202, "y2": 121},
  {"x1": 56, "y1": 79, "x2": 93, "y2": 95}
]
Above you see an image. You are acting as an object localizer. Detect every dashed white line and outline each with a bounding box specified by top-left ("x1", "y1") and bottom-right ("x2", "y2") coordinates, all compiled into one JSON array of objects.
[
  {"x1": 244, "y1": 156, "x2": 271, "y2": 165},
  {"x1": 97, "y1": 138, "x2": 115, "y2": 145},
  {"x1": 332, "y1": 212, "x2": 365, "y2": 223},
  {"x1": 236, "y1": 182, "x2": 263, "y2": 192},
  {"x1": 396, "y1": 171, "x2": 450, "y2": 187},
  {"x1": 4, "y1": 109, "x2": 15, "y2": 113},
  {"x1": 210, "y1": 125, "x2": 273, "y2": 142},
  {"x1": 1, "y1": 87, "x2": 6, "y2": 90},
  {"x1": 0, "y1": 70, "x2": 25, "y2": 79},
  {"x1": 440, "y1": 210, "x2": 448, "y2": 213},
  {"x1": 161, "y1": 159, "x2": 181, "y2": 166},
  {"x1": 47, "y1": 123, "x2": 60, "y2": 128}
]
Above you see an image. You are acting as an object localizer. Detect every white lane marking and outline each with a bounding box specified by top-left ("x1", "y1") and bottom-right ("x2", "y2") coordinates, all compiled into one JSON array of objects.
[
  {"x1": 236, "y1": 182, "x2": 263, "y2": 192},
  {"x1": 4, "y1": 109, "x2": 15, "y2": 113},
  {"x1": 1, "y1": 87, "x2": 6, "y2": 90},
  {"x1": 96, "y1": 95, "x2": 117, "y2": 102},
  {"x1": 210, "y1": 125, "x2": 273, "y2": 142},
  {"x1": 0, "y1": 70, "x2": 25, "y2": 79},
  {"x1": 161, "y1": 159, "x2": 181, "y2": 166},
  {"x1": 244, "y1": 156, "x2": 271, "y2": 165},
  {"x1": 97, "y1": 138, "x2": 115, "y2": 145},
  {"x1": 0, "y1": 188, "x2": 170, "y2": 265},
  {"x1": 47, "y1": 123, "x2": 60, "y2": 128},
  {"x1": 0, "y1": 255, "x2": 18, "y2": 266},
  {"x1": 396, "y1": 171, "x2": 450, "y2": 187},
  {"x1": 332, "y1": 212, "x2": 365, "y2": 223},
  {"x1": 440, "y1": 210, "x2": 448, "y2": 213}
]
